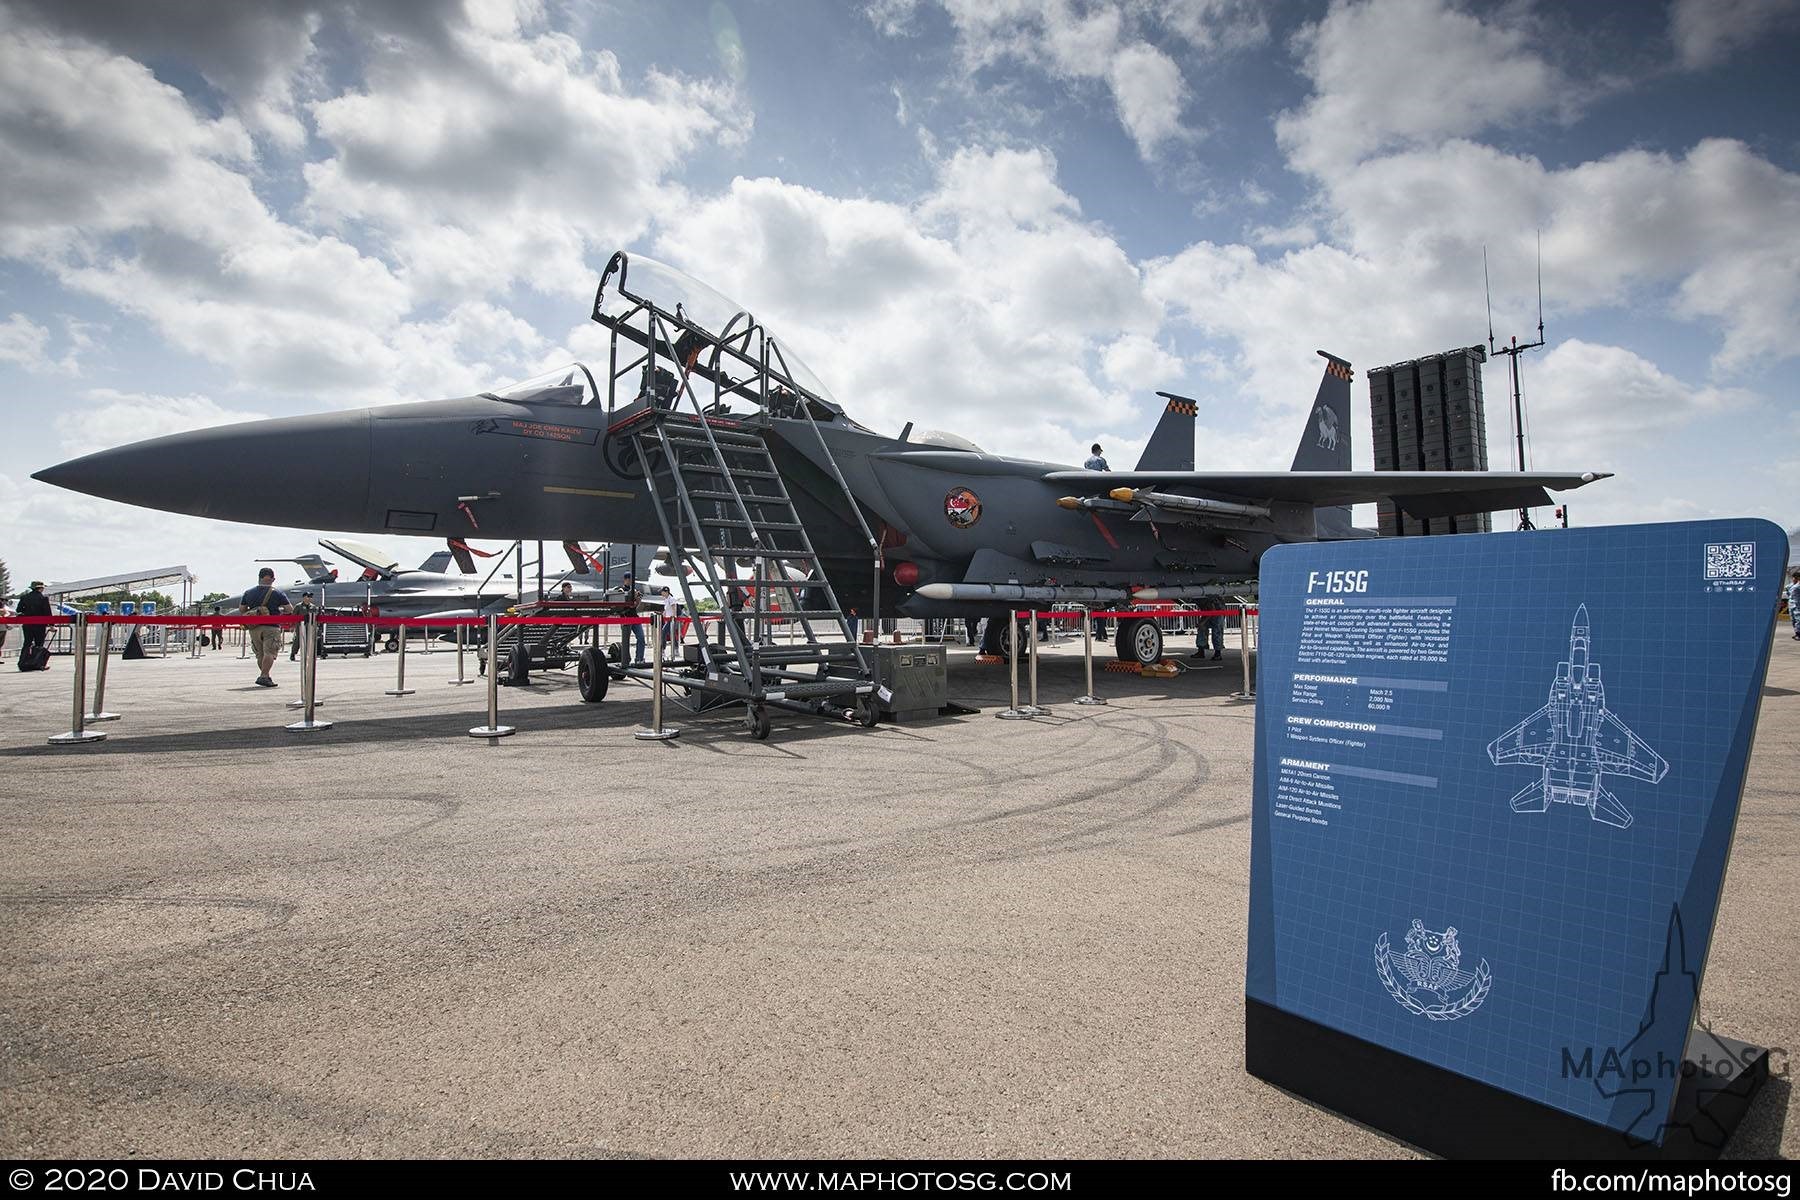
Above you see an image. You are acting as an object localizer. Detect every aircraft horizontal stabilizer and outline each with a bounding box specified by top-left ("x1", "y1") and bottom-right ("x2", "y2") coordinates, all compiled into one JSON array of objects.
[{"x1": 1395, "y1": 486, "x2": 1552, "y2": 519}]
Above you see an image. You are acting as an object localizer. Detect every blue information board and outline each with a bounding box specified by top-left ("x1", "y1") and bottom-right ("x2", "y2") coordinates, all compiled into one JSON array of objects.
[{"x1": 1246, "y1": 519, "x2": 1787, "y2": 1142}]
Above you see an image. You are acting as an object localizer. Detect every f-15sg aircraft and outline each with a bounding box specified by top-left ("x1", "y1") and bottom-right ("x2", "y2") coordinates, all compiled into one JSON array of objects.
[
  {"x1": 1487, "y1": 605, "x2": 1669, "y2": 830},
  {"x1": 33, "y1": 253, "x2": 1610, "y2": 665}
]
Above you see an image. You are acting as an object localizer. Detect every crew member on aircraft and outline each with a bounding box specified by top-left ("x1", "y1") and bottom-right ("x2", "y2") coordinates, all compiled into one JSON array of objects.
[{"x1": 1084, "y1": 443, "x2": 1110, "y2": 471}]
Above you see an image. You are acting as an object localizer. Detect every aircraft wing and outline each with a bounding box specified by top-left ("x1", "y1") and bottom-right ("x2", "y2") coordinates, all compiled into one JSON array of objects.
[
  {"x1": 1594, "y1": 710, "x2": 1670, "y2": 783},
  {"x1": 1488, "y1": 705, "x2": 1557, "y2": 765},
  {"x1": 1041, "y1": 469, "x2": 1610, "y2": 513}
]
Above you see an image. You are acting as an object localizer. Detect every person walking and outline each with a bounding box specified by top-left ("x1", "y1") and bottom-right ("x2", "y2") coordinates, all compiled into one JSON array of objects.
[
  {"x1": 0, "y1": 596, "x2": 12, "y2": 659},
  {"x1": 16, "y1": 582, "x2": 52, "y2": 665},
  {"x1": 1789, "y1": 569, "x2": 1800, "y2": 640},
  {"x1": 239, "y1": 567, "x2": 291, "y2": 686}
]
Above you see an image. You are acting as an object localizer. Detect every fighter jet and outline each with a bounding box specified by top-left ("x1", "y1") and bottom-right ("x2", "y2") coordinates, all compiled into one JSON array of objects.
[
  {"x1": 264, "y1": 537, "x2": 523, "y2": 623},
  {"x1": 1487, "y1": 605, "x2": 1668, "y2": 830},
  {"x1": 32, "y1": 252, "x2": 1610, "y2": 664}
]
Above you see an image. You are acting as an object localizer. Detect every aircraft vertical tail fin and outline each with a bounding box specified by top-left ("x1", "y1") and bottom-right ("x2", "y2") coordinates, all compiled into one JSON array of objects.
[
  {"x1": 1291, "y1": 351, "x2": 1353, "y2": 471},
  {"x1": 260, "y1": 555, "x2": 335, "y2": 584},
  {"x1": 295, "y1": 554, "x2": 334, "y2": 584},
  {"x1": 416, "y1": 550, "x2": 455, "y2": 574},
  {"x1": 1294, "y1": 351, "x2": 1356, "y2": 537},
  {"x1": 1135, "y1": 393, "x2": 1196, "y2": 471}
]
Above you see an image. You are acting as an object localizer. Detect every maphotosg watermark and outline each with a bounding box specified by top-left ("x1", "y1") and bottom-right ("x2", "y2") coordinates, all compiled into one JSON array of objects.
[{"x1": 1559, "y1": 1043, "x2": 1787, "y2": 1086}]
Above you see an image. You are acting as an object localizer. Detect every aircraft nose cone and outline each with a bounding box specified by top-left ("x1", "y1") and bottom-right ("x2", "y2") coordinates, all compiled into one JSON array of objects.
[
  {"x1": 1573, "y1": 603, "x2": 1590, "y2": 627},
  {"x1": 33, "y1": 410, "x2": 372, "y2": 529}
]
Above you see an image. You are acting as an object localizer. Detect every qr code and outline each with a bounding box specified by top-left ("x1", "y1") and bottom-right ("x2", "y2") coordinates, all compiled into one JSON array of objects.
[{"x1": 1704, "y1": 542, "x2": 1755, "y2": 580}]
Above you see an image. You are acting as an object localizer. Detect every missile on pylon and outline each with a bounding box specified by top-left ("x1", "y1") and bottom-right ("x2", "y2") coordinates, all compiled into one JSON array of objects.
[
  {"x1": 913, "y1": 582, "x2": 1130, "y2": 604},
  {"x1": 1108, "y1": 487, "x2": 1272, "y2": 521}
]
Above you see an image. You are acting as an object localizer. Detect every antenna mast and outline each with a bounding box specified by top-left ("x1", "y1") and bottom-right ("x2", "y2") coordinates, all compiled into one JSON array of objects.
[{"x1": 1487, "y1": 231, "x2": 1547, "y2": 531}]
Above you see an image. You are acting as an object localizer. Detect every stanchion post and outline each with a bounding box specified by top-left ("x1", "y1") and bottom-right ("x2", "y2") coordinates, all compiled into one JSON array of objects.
[
  {"x1": 1076, "y1": 607, "x2": 1106, "y2": 706},
  {"x1": 49, "y1": 614, "x2": 105, "y2": 745},
  {"x1": 386, "y1": 624, "x2": 415, "y2": 696},
  {"x1": 1231, "y1": 603, "x2": 1256, "y2": 702},
  {"x1": 996, "y1": 609, "x2": 1031, "y2": 720},
  {"x1": 1023, "y1": 609, "x2": 1049, "y2": 716},
  {"x1": 85, "y1": 618, "x2": 119, "y2": 722},
  {"x1": 635, "y1": 614, "x2": 680, "y2": 740},
  {"x1": 288, "y1": 616, "x2": 327, "y2": 709},
  {"x1": 286, "y1": 610, "x2": 332, "y2": 731},
  {"x1": 469, "y1": 614, "x2": 515, "y2": 738},
  {"x1": 448, "y1": 620, "x2": 473, "y2": 685}
]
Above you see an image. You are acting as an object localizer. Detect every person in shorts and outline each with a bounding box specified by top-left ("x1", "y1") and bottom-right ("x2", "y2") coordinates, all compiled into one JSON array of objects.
[{"x1": 239, "y1": 567, "x2": 291, "y2": 687}]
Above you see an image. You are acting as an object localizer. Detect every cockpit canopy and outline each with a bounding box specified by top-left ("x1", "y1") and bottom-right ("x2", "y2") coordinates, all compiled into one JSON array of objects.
[
  {"x1": 594, "y1": 252, "x2": 846, "y2": 413},
  {"x1": 482, "y1": 364, "x2": 598, "y2": 406},
  {"x1": 915, "y1": 430, "x2": 984, "y2": 453}
]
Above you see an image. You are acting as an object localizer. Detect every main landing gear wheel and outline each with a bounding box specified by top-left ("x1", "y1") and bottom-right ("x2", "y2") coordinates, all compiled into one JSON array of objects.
[
  {"x1": 385, "y1": 634, "x2": 399, "y2": 653},
  {"x1": 747, "y1": 703, "x2": 771, "y2": 740},
  {"x1": 1115, "y1": 618, "x2": 1163, "y2": 666},
  {"x1": 577, "y1": 647, "x2": 609, "y2": 703}
]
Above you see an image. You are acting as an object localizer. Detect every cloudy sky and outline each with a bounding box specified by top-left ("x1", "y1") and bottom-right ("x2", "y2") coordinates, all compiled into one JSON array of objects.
[{"x1": 4, "y1": 0, "x2": 1797, "y2": 596}]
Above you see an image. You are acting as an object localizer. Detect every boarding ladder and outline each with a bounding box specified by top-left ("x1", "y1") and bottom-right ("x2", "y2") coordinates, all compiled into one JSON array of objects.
[{"x1": 615, "y1": 404, "x2": 873, "y2": 712}]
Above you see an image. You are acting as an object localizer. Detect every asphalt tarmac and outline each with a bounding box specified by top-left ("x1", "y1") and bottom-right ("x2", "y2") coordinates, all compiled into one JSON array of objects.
[{"x1": 2, "y1": 630, "x2": 1796, "y2": 1159}]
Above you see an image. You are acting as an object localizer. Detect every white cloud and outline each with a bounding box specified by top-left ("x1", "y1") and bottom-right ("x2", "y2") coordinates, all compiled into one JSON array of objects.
[
  {"x1": 1670, "y1": 0, "x2": 1800, "y2": 69},
  {"x1": 655, "y1": 145, "x2": 1162, "y2": 464},
  {"x1": 1100, "y1": 332, "x2": 1183, "y2": 389},
  {"x1": 52, "y1": 389, "x2": 271, "y2": 460},
  {"x1": 1523, "y1": 339, "x2": 1755, "y2": 453},
  {"x1": 0, "y1": 17, "x2": 413, "y2": 393},
  {"x1": 302, "y1": 3, "x2": 748, "y2": 300},
  {"x1": 1276, "y1": 0, "x2": 1572, "y2": 177},
  {"x1": 1, "y1": 0, "x2": 324, "y2": 149},
  {"x1": 879, "y1": 0, "x2": 1265, "y2": 163},
  {"x1": 1106, "y1": 42, "x2": 1187, "y2": 158},
  {"x1": 0, "y1": 313, "x2": 75, "y2": 374}
]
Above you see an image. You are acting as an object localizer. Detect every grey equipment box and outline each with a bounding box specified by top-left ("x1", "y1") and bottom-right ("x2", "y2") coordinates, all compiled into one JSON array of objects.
[{"x1": 870, "y1": 643, "x2": 947, "y2": 722}]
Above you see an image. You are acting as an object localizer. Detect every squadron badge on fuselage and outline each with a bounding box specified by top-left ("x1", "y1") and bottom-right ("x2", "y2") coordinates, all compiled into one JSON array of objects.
[
  {"x1": 1376, "y1": 919, "x2": 1491, "y2": 1020},
  {"x1": 944, "y1": 487, "x2": 982, "y2": 529}
]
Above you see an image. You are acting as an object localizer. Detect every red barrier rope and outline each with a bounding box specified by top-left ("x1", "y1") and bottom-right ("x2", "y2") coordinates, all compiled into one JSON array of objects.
[{"x1": 0, "y1": 608, "x2": 1253, "y2": 628}]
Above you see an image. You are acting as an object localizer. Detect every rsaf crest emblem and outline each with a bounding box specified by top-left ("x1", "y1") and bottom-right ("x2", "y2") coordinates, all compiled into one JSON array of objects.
[
  {"x1": 944, "y1": 487, "x2": 981, "y2": 529},
  {"x1": 1376, "y1": 919, "x2": 1491, "y2": 1021},
  {"x1": 1313, "y1": 404, "x2": 1339, "y2": 451}
]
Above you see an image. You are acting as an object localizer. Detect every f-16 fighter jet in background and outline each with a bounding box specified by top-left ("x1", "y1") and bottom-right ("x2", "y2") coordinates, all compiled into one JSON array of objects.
[{"x1": 1487, "y1": 605, "x2": 1669, "y2": 830}]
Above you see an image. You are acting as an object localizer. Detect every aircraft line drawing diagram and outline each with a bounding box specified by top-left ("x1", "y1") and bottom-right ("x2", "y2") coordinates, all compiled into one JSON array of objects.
[{"x1": 1487, "y1": 605, "x2": 1669, "y2": 830}]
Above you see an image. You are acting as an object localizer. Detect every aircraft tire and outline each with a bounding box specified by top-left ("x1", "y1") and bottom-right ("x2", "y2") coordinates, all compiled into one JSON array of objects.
[
  {"x1": 577, "y1": 647, "x2": 609, "y2": 702},
  {"x1": 1116, "y1": 618, "x2": 1163, "y2": 666}
]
